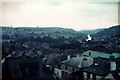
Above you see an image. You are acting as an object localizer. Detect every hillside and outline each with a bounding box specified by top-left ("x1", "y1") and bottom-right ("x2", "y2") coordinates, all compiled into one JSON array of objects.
[
  {"x1": 92, "y1": 25, "x2": 120, "y2": 38},
  {"x1": 2, "y1": 25, "x2": 120, "y2": 54},
  {"x1": 79, "y1": 28, "x2": 105, "y2": 35},
  {"x1": 2, "y1": 27, "x2": 85, "y2": 39}
]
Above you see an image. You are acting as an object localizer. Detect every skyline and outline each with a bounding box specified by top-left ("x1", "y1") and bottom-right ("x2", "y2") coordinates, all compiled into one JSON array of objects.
[{"x1": 0, "y1": 0, "x2": 119, "y2": 31}]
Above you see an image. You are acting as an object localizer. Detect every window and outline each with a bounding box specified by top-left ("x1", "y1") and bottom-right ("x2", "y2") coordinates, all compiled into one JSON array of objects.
[
  {"x1": 62, "y1": 71, "x2": 65, "y2": 77},
  {"x1": 72, "y1": 68, "x2": 75, "y2": 72},
  {"x1": 65, "y1": 65, "x2": 67, "y2": 70}
]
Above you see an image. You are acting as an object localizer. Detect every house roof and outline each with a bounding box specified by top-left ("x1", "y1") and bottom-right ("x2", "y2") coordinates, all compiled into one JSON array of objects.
[
  {"x1": 83, "y1": 57, "x2": 120, "y2": 77},
  {"x1": 105, "y1": 69, "x2": 120, "y2": 80},
  {"x1": 83, "y1": 50, "x2": 110, "y2": 58},
  {"x1": 62, "y1": 56, "x2": 93, "y2": 68},
  {"x1": 104, "y1": 73, "x2": 115, "y2": 80},
  {"x1": 83, "y1": 58, "x2": 110, "y2": 76},
  {"x1": 111, "y1": 53, "x2": 120, "y2": 58},
  {"x1": 47, "y1": 53, "x2": 61, "y2": 66}
]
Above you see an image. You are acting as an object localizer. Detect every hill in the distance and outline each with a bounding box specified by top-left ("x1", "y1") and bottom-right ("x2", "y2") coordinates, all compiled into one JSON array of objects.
[
  {"x1": 2, "y1": 25, "x2": 120, "y2": 39},
  {"x1": 78, "y1": 28, "x2": 105, "y2": 35},
  {"x1": 92, "y1": 25, "x2": 120, "y2": 38}
]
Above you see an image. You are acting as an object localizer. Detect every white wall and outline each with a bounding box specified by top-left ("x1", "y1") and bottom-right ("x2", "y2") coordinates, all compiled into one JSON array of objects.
[{"x1": 54, "y1": 68, "x2": 62, "y2": 78}]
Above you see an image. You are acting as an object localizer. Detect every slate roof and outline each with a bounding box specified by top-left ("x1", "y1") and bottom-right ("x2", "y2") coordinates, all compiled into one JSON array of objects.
[
  {"x1": 62, "y1": 56, "x2": 93, "y2": 68},
  {"x1": 83, "y1": 64, "x2": 110, "y2": 76},
  {"x1": 110, "y1": 69, "x2": 120, "y2": 80},
  {"x1": 47, "y1": 53, "x2": 61, "y2": 66},
  {"x1": 105, "y1": 69, "x2": 120, "y2": 80},
  {"x1": 83, "y1": 58, "x2": 120, "y2": 77}
]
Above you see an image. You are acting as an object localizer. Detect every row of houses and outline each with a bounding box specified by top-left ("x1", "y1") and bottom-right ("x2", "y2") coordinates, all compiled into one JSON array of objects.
[
  {"x1": 46, "y1": 50, "x2": 120, "y2": 80},
  {"x1": 2, "y1": 50, "x2": 120, "y2": 80}
]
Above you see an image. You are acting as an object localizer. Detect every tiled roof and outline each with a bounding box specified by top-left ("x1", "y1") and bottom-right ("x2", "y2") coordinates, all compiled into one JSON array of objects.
[
  {"x1": 111, "y1": 53, "x2": 120, "y2": 58},
  {"x1": 83, "y1": 50, "x2": 110, "y2": 58}
]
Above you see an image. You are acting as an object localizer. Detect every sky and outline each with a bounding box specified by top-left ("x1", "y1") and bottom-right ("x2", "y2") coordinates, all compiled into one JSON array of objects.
[{"x1": 0, "y1": 0, "x2": 119, "y2": 31}]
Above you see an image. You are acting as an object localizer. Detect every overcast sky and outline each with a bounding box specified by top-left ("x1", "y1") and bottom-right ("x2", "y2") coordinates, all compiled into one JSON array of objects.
[{"x1": 0, "y1": 0, "x2": 119, "y2": 31}]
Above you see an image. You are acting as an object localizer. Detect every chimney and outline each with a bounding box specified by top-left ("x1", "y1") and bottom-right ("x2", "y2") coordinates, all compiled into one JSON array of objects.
[
  {"x1": 82, "y1": 57, "x2": 88, "y2": 67},
  {"x1": 89, "y1": 52, "x2": 91, "y2": 57},
  {"x1": 67, "y1": 55, "x2": 70, "y2": 60},
  {"x1": 77, "y1": 54, "x2": 79, "y2": 57},
  {"x1": 110, "y1": 61, "x2": 116, "y2": 71}
]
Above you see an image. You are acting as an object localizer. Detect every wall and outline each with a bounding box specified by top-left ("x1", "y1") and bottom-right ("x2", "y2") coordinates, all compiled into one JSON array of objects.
[{"x1": 54, "y1": 68, "x2": 62, "y2": 78}]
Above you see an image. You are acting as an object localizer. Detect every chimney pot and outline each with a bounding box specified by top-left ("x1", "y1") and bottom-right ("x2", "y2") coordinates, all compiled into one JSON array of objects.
[
  {"x1": 67, "y1": 55, "x2": 70, "y2": 60},
  {"x1": 110, "y1": 61, "x2": 116, "y2": 71}
]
